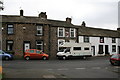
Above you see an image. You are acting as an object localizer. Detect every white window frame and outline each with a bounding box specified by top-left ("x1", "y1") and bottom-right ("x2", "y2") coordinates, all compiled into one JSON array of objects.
[
  {"x1": 100, "y1": 37, "x2": 104, "y2": 43},
  {"x1": 37, "y1": 26, "x2": 43, "y2": 35},
  {"x1": 58, "y1": 27, "x2": 65, "y2": 37},
  {"x1": 36, "y1": 41, "x2": 43, "y2": 51},
  {"x1": 70, "y1": 28, "x2": 76, "y2": 37},
  {"x1": 7, "y1": 40, "x2": 13, "y2": 51},
  {"x1": 84, "y1": 36, "x2": 89, "y2": 43},
  {"x1": 7, "y1": 24, "x2": 14, "y2": 34},
  {"x1": 112, "y1": 38, "x2": 116, "y2": 43},
  {"x1": 112, "y1": 45, "x2": 116, "y2": 52}
]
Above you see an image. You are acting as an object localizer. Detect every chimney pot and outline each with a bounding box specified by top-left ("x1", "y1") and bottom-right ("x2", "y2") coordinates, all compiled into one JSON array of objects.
[
  {"x1": 117, "y1": 28, "x2": 120, "y2": 30},
  {"x1": 81, "y1": 21, "x2": 86, "y2": 27},
  {"x1": 20, "y1": 9, "x2": 23, "y2": 16},
  {"x1": 66, "y1": 17, "x2": 72, "y2": 23},
  {"x1": 39, "y1": 12, "x2": 47, "y2": 19}
]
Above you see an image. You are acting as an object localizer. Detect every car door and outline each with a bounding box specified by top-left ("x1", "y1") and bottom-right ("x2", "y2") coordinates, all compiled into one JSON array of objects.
[
  {"x1": 0, "y1": 51, "x2": 3, "y2": 60},
  {"x1": 29, "y1": 49, "x2": 36, "y2": 59},
  {"x1": 1, "y1": 51, "x2": 6, "y2": 59},
  {"x1": 36, "y1": 50, "x2": 43, "y2": 59}
]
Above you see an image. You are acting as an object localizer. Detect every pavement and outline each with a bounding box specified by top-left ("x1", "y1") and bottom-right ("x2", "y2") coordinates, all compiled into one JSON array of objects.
[{"x1": 0, "y1": 66, "x2": 2, "y2": 80}]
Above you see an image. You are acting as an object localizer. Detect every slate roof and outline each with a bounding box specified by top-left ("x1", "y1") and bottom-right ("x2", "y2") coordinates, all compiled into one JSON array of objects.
[
  {"x1": 78, "y1": 26, "x2": 119, "y2": 38},
  {"x1": 47, "y1": 19, "x2": 75, "y2": 27},
  {"x1": 1, "y1": 15, "x2": 50, "y2": 24},
  {"x1": 1, "y1": 15, "x2": 119, "y2": 38},
  {"x1": 1, "y1": 15, "x2": 75, "y2": 27}
]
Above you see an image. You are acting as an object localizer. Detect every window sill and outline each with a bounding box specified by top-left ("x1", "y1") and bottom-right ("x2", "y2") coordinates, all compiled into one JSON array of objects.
[
  {"x1": 70, "y1": 37, "x2": 76, "y2": 39},
  {"x1": 7, "y1": 34, "x2": 15, "y2": 35},
  {"x1": 58, "y1": 36, "x2": 65, "y2": 38},
  {"x1": 36, "y1": 34, "x2": 43, "y2": 36}
]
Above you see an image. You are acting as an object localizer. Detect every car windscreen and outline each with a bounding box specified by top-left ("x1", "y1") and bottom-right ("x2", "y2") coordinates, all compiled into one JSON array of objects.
[
  {"x1": 59, "y1": 47, "x2": 67, "y2": 52},
  {"x1": 111, "y1": 55, "x2": 119, "y2": 59},
  {"x1": 64, "y1": 48, "x2": 70, "y2": 53}
]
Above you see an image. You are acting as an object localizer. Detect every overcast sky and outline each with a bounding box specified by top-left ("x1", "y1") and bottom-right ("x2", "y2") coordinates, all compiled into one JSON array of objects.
[{"x1": 1, "y1": 0, "x2": 119, "y2": 30}]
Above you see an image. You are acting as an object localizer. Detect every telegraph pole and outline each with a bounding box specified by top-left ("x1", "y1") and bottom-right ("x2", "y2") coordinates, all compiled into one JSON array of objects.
[
  {"x1": 0, "y1": 0, "x2": 3, "y2": 50},
  {"x1": 0, "y1": 0, "x2": 4, "y2": 10}
]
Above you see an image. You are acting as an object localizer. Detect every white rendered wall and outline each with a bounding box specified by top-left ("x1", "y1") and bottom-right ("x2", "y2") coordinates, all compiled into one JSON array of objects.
[
  {"x1": 79, "y1": 36, "x2": 118, "y2": 56},
  {"x1": 118, "y1": 38, "x2": 120, "y2": 46}
]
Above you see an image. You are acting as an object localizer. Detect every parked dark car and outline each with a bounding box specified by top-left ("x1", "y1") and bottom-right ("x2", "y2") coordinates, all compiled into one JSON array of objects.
[
  {"x1": 110, "y1": 54, "x2": 120, "y2": 66},
  {"x1": 0, "y1": 50, "x2": 13, "y2": 60}
]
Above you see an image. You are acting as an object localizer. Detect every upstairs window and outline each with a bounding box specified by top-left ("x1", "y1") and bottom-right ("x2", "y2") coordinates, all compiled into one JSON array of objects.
[
  {"x1": 6, "y1": 40, "x2": 13, "y2": 51},
  {"x1": 37, "y1": 25, "x2": 43, "y2": 35},
  {"x1": 7, "y1": 24, "x2": 14, "y2": 34},
  {"x1": 112, "y1": 38, "x2": 116, "y2": 43},
  {"x1": 58, "y1": 27, "x2": 65, "y2": 37},
  {"x1": 84, "y1": 36, "x2": 89, "y2": 43},
  {"x1": 70, "y1": 28, "x2": 76, "y2": 37},
  {"x1": 100, "y1": 37, "x2": 104, "y2": 43}
]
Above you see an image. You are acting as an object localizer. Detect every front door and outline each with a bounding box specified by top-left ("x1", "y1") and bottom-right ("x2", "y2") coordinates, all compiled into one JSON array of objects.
[
  {"x1": 118, "y1": 46, "x2": 120, "y2": 54},
  {"x1": 105, "y1": 45, "x2": 109, "y2": 55},
  {"x1": 91, "y1": 46, "x2": 95, "y2": 56},
  {"x1": 99, "y1": 45, "x2": 104, "y2": 54},
  {"x1": 24, "y1": 41, "x2": 30, "y2": 52}
]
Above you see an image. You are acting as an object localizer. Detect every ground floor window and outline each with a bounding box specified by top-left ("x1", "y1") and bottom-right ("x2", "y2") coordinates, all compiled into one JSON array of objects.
[
  {"x1": 98, "y1": 45, "x2": 104, "y2": 54},
  {"x1": 58, "y1": 40, "x2": 65, "y2": 46},
  {"x1": 36, "y1": 40, "x2": 43, "y2": 51},
  {"x1": 112, "y1": 45, "x2": 116, "y2": 52},
  {"x1": 58, "y1": 39, "x2": 65, "y2": 51},
  {"x1": 6, "y1": 40, "x2": 13, "y2": 51}
]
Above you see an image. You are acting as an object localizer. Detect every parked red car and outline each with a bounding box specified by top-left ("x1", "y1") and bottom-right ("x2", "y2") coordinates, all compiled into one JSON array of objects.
[
  {"x1": 24, "y1": 49, "x2": 49, "y2": 60},
  {"x1": 110, "y1": 54, "x2": 120, "y2": 66}
]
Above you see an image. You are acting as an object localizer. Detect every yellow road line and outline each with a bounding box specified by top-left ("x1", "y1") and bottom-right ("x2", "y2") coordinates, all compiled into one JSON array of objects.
[{"x1": 0, "y1": 66, "x2": 2, "y2": 73}]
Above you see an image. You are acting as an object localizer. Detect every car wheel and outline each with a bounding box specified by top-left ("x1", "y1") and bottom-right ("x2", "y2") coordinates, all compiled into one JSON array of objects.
[
  {"x1": 5, "y1": 56, "x2": 9, "y2": 60},
  {"x1": 25, "y1": 56, "x2": 30, "y2": 60},
  {"x1": 113, "y1": 61, "x2": 119, "y2": 66},
  {"x1": 110, "y1": 60, "x2": 114, "y2": 65},
  {"x1": 63, "y1": 56, "x2": 66, "y2": 60},
  {"x1": 42, "y1": 56, "x2": 47, "y2": 60},
  {"x1": 110, "y1": 60, "x2": 119, "y2": 66}
]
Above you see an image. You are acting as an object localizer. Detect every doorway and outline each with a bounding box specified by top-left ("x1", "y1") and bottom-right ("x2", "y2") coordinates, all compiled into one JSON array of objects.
[
  {"x1": 23, "y1": 41, "x2": 30, "y2": 52},
  {"x1": 91, "y1": 46, "x2": 95, "y2": 56},
  {"x1": 118, "y1": 46, "x2": 120, "y2": 54},
  {"x1": 98, "y1": 45, "x2": 104, "y2": 54},
  {"x1": 105, "y1": 45, "x2": 109, "y2": 55}
]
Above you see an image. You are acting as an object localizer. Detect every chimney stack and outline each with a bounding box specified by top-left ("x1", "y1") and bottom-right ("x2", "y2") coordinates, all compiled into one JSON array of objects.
[
  {"x1": 81, "y1": 21, "x2": 86, "y2": 27},
  {"x1": 117, "y1": 28, "x2": 120, "y2": 34},
  {"x1": 39, "y1": 12, "x2": 47, "y2": 19},
  {"x1": 20, "y1": 9, "x2": 24, "y2": 16},
  {"x1": 117, "y1": 28, "x2": 120, "y2": 31},
  {"x1": 66, "y1": 17, "x2": 72, "y2": 23}
]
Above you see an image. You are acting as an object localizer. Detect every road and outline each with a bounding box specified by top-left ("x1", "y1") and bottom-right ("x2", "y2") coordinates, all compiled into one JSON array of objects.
[{"x1": 2, "y1": 56, "x2": 120, "y2": 79}]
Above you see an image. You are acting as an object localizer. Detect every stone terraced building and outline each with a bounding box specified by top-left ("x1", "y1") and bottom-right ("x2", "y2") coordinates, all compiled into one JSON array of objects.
[{"x1": 1, "y1": 10, "x2": 120, "y2": 59}]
